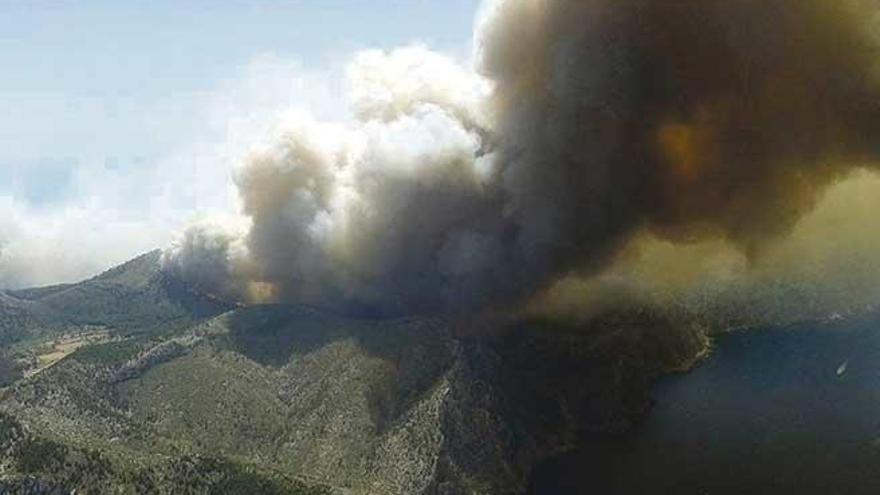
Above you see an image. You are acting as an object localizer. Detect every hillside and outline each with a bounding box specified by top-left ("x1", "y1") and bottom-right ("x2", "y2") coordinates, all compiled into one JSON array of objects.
[
  {"x1": 0, "y1": 250, "x2": 233, "y2": 346},
  {"x1": 0, "y1": 297, "x2": 707, "y2": 494},
  {"x1": 0, "y1": 292, "x2": 68, "y2": 347}
]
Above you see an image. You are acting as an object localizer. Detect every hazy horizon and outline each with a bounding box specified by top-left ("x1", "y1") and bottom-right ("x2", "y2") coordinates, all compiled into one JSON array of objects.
[{"x1": 0, "y1": 0, "x2": 481, "y2": 289}]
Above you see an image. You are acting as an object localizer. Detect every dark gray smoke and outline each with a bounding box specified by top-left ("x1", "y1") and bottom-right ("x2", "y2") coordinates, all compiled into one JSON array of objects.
[{"x1": 165, "y1": 0, "x2": 880, "y2": 316}]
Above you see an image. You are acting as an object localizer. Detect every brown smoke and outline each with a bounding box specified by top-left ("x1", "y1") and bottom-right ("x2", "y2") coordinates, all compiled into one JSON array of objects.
[
  {"x1": 166, "y1": 0, "x2": 880, "y2": 316},
  {"x1": 529, "y1": 170, "x2": 880, "y2": 326},
  {"x1": 482, "y1": 0, "x2": 880, "y2": 261}
]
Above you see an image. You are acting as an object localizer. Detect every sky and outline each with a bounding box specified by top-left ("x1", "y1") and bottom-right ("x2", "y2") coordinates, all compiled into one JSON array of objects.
[{"x1": 0, "y1": 0, "x2": 482, "y2": 288}]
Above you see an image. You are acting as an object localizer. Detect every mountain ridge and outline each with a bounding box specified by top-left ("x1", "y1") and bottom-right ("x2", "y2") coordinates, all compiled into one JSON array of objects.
[
  {"x1": 0, "y1": 250, "x2": 233, "y2": 346},
  {"x1": 0, "y1": 251, "x2": 709, "y2": 494}
]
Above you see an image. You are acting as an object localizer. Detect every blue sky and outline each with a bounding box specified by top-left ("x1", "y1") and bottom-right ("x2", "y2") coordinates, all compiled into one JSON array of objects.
[
  {"x1": 0, "y1": 0, "x2": 482, "y2": 287},
  {"x1": 0, "y1": 1, "x2": 479, "y2": 89},
  {"x1": 1, "y1": 0, "x2": 479, "y2": 163}
]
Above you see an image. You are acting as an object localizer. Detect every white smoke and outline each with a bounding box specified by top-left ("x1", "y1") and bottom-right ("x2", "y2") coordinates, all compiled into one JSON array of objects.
[{"x1": 219, "y1": 46, "x2": 503, "y2": 313}]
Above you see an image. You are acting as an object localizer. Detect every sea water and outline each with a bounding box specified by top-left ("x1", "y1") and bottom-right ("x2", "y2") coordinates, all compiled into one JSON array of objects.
[{"x1": 530, "y1": 312, "x2": 880, "y2": 494}]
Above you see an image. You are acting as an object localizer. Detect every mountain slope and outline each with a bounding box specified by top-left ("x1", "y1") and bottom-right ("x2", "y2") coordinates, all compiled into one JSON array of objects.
[
  {"x1": 0, "y1": 301, "x2": 708, "y2": 494},
  {"x1": 0, "y1": 293, "x2": 67, "y2": 346},
  {"x1": 0, "y1": 250, "x2": 233, "y2": 345}
]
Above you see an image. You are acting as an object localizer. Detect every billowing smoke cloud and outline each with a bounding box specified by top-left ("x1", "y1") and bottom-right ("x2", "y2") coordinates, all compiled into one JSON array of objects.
[
  {"x1": 161, "y1": 216, "x2": 253, "y2": 301},
  {"x1": 167, "y1": 0, "x2": 880, "y2": 316},
  {"x1": 168, "y1": 47, "x2": 503, "y2": 314}
]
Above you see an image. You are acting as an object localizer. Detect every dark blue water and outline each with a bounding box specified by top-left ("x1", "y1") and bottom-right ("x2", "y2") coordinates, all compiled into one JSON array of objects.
[{"x1": 531, "y1": 313, "x2": 880, "y2": 494}]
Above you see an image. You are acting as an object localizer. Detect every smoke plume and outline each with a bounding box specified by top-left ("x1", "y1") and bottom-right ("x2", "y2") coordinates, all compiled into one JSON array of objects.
[{"x1": 166, "y1": 0, "x2": 880, "y2": 316}]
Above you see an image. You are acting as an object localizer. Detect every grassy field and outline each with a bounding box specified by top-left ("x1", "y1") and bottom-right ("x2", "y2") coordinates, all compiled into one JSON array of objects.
[{"x1": 25, "y1": 330, "x2": 114, "y2": 377}]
